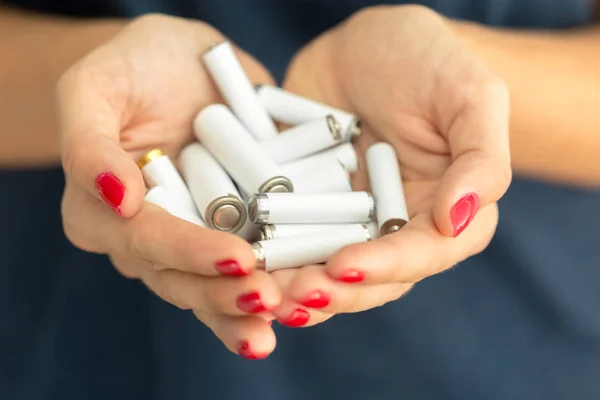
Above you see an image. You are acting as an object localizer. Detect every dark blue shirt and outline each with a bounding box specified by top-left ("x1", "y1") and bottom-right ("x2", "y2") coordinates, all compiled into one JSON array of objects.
[{"x1": 2, "y1": 1, "x2": 600, "y2": 399}]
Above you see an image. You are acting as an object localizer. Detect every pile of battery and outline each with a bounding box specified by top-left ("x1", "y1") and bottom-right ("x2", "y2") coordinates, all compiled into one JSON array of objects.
[{"x1": 138, "y1": 41, "x2": 409, "y2": 272}]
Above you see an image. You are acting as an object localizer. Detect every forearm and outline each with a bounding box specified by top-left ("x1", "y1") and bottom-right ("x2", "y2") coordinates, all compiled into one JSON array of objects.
[
  {"x1": 0, "y1": 7, "x2": 124, "y2": 168},
  {"x1": 453, "y1": 20, "x2": 600, "y2": 187}
]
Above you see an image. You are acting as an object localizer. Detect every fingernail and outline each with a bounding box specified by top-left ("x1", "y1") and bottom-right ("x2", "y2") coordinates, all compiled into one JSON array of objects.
[
  {"x1": 236, "y1": 340, "x2": 268, "y2": 360},
  {"x1": 215, "y1": 259, "x2": 246, "y2": 276},
  {"x1": 338, "y1": 270, "x2": 364, "y2": 283},
  {"x1": 450, "y1": 192, "x2": 481, "y2": 237},
  {"x1": 278, "y1": 308, "x2": 309, "y2": 327},
  {"x1": 236, "y1": 291, "x2": 267, "y2": 313},
  {"x1": 268, "y1": 320, "x2": 273, "y2": 326},
  {"x1": 300, "y1": 290, "x2": 330, "y2": 309},
  {"x1": 95, "y1": 172, "x2": 125, "y2": 215}
]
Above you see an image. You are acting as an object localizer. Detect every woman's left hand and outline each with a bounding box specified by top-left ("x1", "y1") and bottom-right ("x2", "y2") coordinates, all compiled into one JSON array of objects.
[{"x1": 270, "y1": 5, "x2": 512, "y2": 327}]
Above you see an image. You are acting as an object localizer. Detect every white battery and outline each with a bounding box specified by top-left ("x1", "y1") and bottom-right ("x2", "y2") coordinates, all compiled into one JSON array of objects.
[
  {"x1": 179, "y1": 143, "x2": 246, "y2": 233},
  {"x1": 137, "y1": 149, "x2": 198, "y2": 216},
  {"x1": 282, "y1": 142, "x2": 358, "y2": 174},
  {"x1": 144, "y1": 186, "x2": 207, "y2": 228},
  {"x1": 248, "y1": 192, "x2": 375, "y2": 224},
  {"x1": 366, "y1": 142, "x2": 409, "y2": 235},
  {"x1": 259, "y1": 220, "x2": 379, "y2": 240},
  {"x1": 193, "y1": 104, "x2": 293, "y2": 194},
  {"x1": 260, "y1": 116, "x2": 342, "y2": 164},
  {"x1": 255, "y1": 85, "x2": 362, "y2": 142},
  {"x1": 252, "y1": 224, "x2": 372, "y2": 272},
  {"x1": 202, "y1": 41, "x2": 278, "y2": 141},
  {"x1": 282, "y1": 157, "x2": 352, "y2": 193}
]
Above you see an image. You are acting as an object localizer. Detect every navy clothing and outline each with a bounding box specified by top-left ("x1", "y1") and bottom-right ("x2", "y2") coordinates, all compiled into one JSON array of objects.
[{"x1": 2, "y1": 1, "x2": 600, "y2": 399}]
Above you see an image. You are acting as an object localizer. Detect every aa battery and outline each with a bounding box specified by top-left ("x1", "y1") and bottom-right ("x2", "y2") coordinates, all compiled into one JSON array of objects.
[
  {"x1": 366, "y1": 142, "x2": 409, "y2": 235},
  {"x1": 282, "y1": 157, "x2": 352, "y2": 193},
  {"x1": 179, "y1": 143, "x2": 246, "y2": 233},
  {"x1": 144, "y1": 186, "x2": 207, "y2": 228},
  {"x1": 202, "y1": 41, "x2": 278, "y2": 141},
  {"x1": 260, "y1": 116, "x2": 342, "y2": 164},
  {"x1": 282, "y1": 142, "x2": 358, "y2": 174},
  {"x1": 193, "y1": 104, "x2": 293, "y2": 195},
  {"x1": 255, "y1": 84, "x2": 362, "y2": 142},
  {"x1": 252, "y1": 224, "x2": 372, "y2": 272},
  {"x1": 137, "y1": 149, "x2": 198, "y2": 216},
  {"x1": 248, "y1": 192, "x2": 374, "y2": 224},
  {"x1": 260, "y1": 221, "x2": 379, "y2": 240}
]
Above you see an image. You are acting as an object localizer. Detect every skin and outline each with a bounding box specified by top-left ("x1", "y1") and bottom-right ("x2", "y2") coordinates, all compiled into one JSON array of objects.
[
  {"x1": 57, "y1": 14, "x2": 283, "y2": 358},
  {"x1": 2, "y1": 2, "x2": 597, "y2": 358},
  {"x1": 269, "y1": 5, "x2": 510, "y2": 326},
  {"x1": 56, "y1": 7, "x2": 510, "y2": 357}
]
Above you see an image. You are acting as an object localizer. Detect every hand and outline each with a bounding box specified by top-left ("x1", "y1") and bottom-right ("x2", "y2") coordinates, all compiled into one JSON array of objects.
[
  {"x1": 58, "y1": 14, "x2": 281, "y2": 359},
  {"x1": 270, "y1": 5, "x2": 511, "y2": 326}
]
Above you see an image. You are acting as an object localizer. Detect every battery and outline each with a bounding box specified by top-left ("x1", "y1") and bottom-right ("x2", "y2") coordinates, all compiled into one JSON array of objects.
[
  {"x1": 137, "y1": 149, "x2": 199, "y2": 216},
  {"x1": 251, "y1": 224, "x2": 372, "y2": 272},
  {"x1": 179, "y1": 143, "x2": 246, "y2": 233},
  {"x1": 248, "y1": 192, "x2": 374, "y2": 224},
  {"x1": 259, "y1": 221, "x2": 379, "y2": 240},
  {"x1": 366, "y1": 142, "x2": 409, "y2": 235},
  {"x1": 202, "y1": 41, "x2": 278, "y2": 141},
  {"x1": 260, "y1": 116, "x2": 342, "y2": 164},
  {"x1": 281, "y1": 142, "x2": 358, "y2": 174},
  {"x1": 144, "y1": 186, "x2": 207, "y2": 228},
  {"x1": 193, "y1": 104, "x2": 293, "y2": 194},
  {"x1": 282, "y1": 157, "x2": 352, "y2": 193},
  {"x1": 255, "y1": 84, "x2": 361, "y2": 142}
]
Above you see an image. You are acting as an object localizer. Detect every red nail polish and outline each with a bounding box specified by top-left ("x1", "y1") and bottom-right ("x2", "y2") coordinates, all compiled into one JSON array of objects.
[
  {"x1": 268, "y1": 320, "x2": 273, "y2": 326},
  {"x1": 236, "y1": 340, "x2": 268, "y2": 360},
  {"x1": 450, "y1": 193, "x2": 481, "y2": 237},
  {"x1": 278, "y1": 308, "x2": 309, "y2": 327},
  {"x1": 338, "y1": 270, "x2": 364, "y2": 283},
  {"x1": 300, "y1": 290, "x2": 330, "y2": 309},
  {"x1": 215, "y1": 259, "x2": 246, "y2": 276},
  {"x1": 95, "y1": 172, "x2": 125, "y2": 215},
  {"x1": 236, "y1": 291, "x2": 267, "y2": 313}
]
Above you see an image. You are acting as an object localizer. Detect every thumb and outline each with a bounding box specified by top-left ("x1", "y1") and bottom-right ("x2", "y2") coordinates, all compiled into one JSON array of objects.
[
  {"x1": 57, "y1": 70, "x2": 146, "y2": 218},
  {"x1": 433, "y1": 79, "x2": 512, "y2": 237}
]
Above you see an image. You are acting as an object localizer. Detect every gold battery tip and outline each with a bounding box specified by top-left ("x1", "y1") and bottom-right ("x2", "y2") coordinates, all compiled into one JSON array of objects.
[{"x1": 137, "y1": 148, "x2": 165, "y2": 169}]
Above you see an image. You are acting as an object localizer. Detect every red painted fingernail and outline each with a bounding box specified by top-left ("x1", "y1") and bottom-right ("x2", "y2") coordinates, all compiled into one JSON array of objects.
[
  {"x1": 450, "y1": 192, "x2": 481, "y2": 237},
  {"x1": 268, "y1": 320, "x2": 273, "y2": 326},
  {"x1": 278, "y1": 308, "x2": 309, "y2": 327},
  {"x1": 338, "y1": 270, "x2": 365, "y2": 283},
  {"x1": 215, "y1": 259, "x2": 246, "y2": 276},
  {"x1": 236, "y1": 340, "x2": 268, "y2": 360},
  {"x1": 236, "y1": 291, "x2": 267, "y2": 313},
  {"x1": 95, "y1": 172, "x2": 125, "y2": 215},
  {"x1": 300, "y1": 290, "x2": 330, "y2": 309}
]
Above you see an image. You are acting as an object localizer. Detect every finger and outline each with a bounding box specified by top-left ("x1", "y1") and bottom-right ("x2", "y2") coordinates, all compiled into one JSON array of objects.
[
  {"x1": 326, "y1": 204, "x2": 498, "y2": 285},
  {"x1": 57, "y1": 67, "x2": 146, "y2": 218},
  {"x1": 281, "y1": 265, "x2": 414, "y2": 315},
  {"x1": 272, "y1": 297, "x2": 334, "y2": 328},
  {"x1": 137, "y1": 267, "x2": 282, "y2": 316},
  {"x1": 66, "y1": 192, "x2": 257, "y2": 276},
  {"x1": 195, "y1": 311, "x2": 276, "y2": 360},
  {"x1": 433, "y1": 77, "x2": 512, "y2": 237}
]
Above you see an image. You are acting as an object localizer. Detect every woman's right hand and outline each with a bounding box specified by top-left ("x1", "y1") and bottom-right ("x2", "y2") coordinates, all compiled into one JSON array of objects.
[{"x1": 57, "y1": 14, "x2": 281, "y2": 360}]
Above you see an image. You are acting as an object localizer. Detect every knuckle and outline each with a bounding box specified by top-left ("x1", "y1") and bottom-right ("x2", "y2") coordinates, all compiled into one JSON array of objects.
[
  {"x1": 127, "y1": 217, "x2": 151, "y2": 264},
  {"x1": 61, "y1": 144, "x2": 81, "y2": 181}
]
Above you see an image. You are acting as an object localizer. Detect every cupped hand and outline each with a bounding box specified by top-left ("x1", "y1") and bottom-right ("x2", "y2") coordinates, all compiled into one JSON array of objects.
[
  {"x1": 270, "y1": 5, "x2": 512, "y2": 327},
  {"x1": 58, "y1": 14, "x2": 280, "y2": 359}
]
